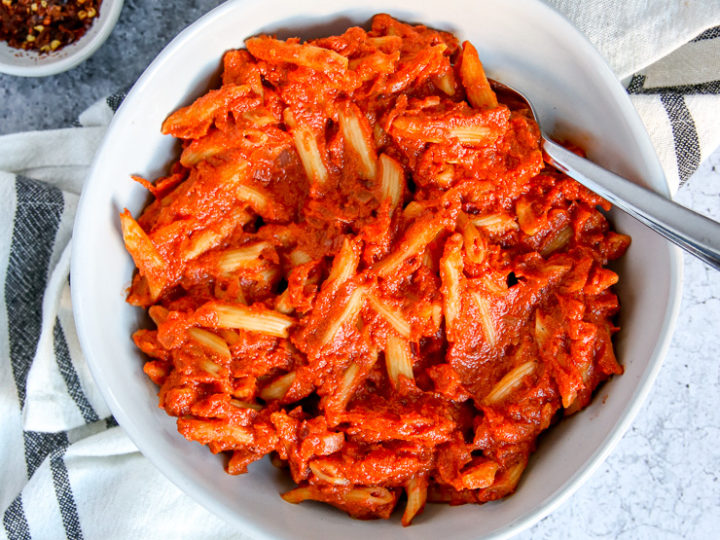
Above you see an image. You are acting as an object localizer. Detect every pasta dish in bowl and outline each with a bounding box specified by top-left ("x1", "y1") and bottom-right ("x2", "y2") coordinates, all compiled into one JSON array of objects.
[
  {"x1": 120, "y1": 14, "x2": 630, "y2": 524},
  {"x1": 71, "y1": 1, "x2": 682, "y2": 538}
]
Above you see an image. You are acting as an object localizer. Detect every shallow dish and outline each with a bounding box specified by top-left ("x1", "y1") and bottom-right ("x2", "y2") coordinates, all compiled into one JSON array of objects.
[
  {"x1": 71, "y1": 0, "x2": 682, "y2": 538},
  {"x1": 0, "y1": 0, "x2": 124, "y2": 77}
]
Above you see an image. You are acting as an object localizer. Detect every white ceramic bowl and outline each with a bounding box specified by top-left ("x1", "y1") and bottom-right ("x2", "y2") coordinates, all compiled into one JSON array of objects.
[
  {"x1": 0, "y1": 0, "x2": 123, "y2": 77},
  {"x1": 71, "y1": 1, "x2": 683, "y2": 538}
]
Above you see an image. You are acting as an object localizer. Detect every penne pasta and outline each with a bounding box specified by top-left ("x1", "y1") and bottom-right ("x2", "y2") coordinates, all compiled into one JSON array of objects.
[
  {"x1": 373, "y1": 218, "x2": 447, "y2": 277},
  {"x1": 367, "y1": 35, "x2": 402, "y2": 50},
  {"x1": 440, "y1": 235, "x2": 464, "y2": 339},
  {"x1": 229, "y1": 399, "x2": 263, "y2": 411},
  {"x1": 120, "y1": 210, "x2": 166, "y2": 300},
  {"x1": 391, "y1": 114, "x2": 499, "y2": 146},
  {"x1": 481, "y1": 272, "x2": 510, "y2": 295},
  {"x1": 309, "y1": 461, "x2": 350, "y2": 486},
  {"x1": 260, "y1": 371, "x2": 296, "y2": 401},
  {"x1": 433, "y1": 71, "x2": 457, "y2": 96},
  {"x1": 459, "y1": 41, "x2": 498, "y2": 109},
  {"x1": 493, "y1": 460, "x2": 527, "y2": 494},
  {"x1": 236, "y1": 184, "x2": 272, "y2": 215},
  {"x1": 162, "y1": 84, "x2": 253, "y2": 139},
  {"x1": 283, "y1": 109, "x2": 329, "y2": 186},
  {"x1": 178, "y1": 417, "x2": 253, "y2": 447},
  {"x1": 484, "y1": 361, "x2": 536, "y2": 404},
  {"x1": 447, "y1": 125, "x2": 495, "y2": 144},
  {"x1": 349, "y1": 50, "x2": 400, "y2": 81},
  {"x1": 325, "y1": 238, "x2": 361, "y2": 290},
  {"x1": 199, "y1": 358, "x2": 223, "y2": 377},
  {"x1": 368, "y1": 294, "x2": 412, "y2": 339},
  {"x1": 515, "y1": 198, "x2": 543, "y2": 236},
  {"x1": 385, "y1": 335, "x2": 414, "y2": 387},
  {"x1": 534, "y1": 309, "x2": 551, "y2": 346},
  {"x1": 182, "y1": 207, "x2": 253, "y2": 262},
  {"x1": 289, "y1": 249, "x2": 313, "y2": 267},
  {"x1": 459, "y1": 215, "x2": 487, "y2": 265},
  {"x1": 402, "y1": 475, "x2": 428, "y2": 526},
  {"x1": 187, "y1": 327, "x2": 231, "y2": 360},
  {"x1": 246, "y1": 36, "x2": 348, "y2": 72},
  {"x1": 217, "y1": 242, "x2": 272, "y2": 274},
  {"x1": 339, "y1": 104, "x2": 377, "y2": 180},
  {"x1": 460, "y1": 460, "x2": 498, "y2": 490},
  {"x1": 334, "y1": 361, "x2": 361, "y2": 411},
  {"x1": 148, "y1": 305, "x2": 169, "y2": 325},
  {"x1": 281, "y1": 486, "x2": 316, "y2": 504},
  {"x1": 275, "y1": 288, "x2": 294, "y2": 315},
  {"x1": 472, "y1": 212, "x2": 519, "y2": 234},
  {"x1": 327, "y1": 351, "x2": 378, "y2": 417},
  {"x1": 541, "y1": 225, "x2": 574, "y2": 256},
  {"x1": 402, "y1": 201, "x2": 425, "y2": 220},
  {"x1": 253, "y1": 266, "x2": 280, "y2": 286},
  {"x1": 471, "y1": 292, "x2": 497, "y2": 346},
  {"x1": 207, "y1": 302, "x2": 294, "y2": 338},
  {"x1": 376, "y1": 153, "x2": 404, "y2": 210},
  {"x1": 344, "y1": 487, "x2": 394, "y2": 506},
  {"x1": 320, "y1": 286, "x2": 365, "y2": 347},
  {"x1": 215, "y1": 158, "x2": 251, "y2": 187}
]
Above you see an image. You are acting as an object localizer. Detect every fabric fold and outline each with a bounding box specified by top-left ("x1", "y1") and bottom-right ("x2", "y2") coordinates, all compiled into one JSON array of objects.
[{"x1": 550, "y1": 0, "x2": 720, "y2": 78}]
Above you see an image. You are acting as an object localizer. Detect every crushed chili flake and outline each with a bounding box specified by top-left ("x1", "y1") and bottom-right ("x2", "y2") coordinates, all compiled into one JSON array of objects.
[{"x1": 0, "y1": 0, "x2": 103, "y2": 53}]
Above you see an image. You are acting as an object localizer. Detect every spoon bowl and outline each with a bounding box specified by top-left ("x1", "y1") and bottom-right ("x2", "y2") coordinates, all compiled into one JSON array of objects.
[{"x1": 490, "y1": 79, "x2": 720, "y2": 271}]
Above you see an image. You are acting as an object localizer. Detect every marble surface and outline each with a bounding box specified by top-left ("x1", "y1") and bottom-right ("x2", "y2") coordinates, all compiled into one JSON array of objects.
[
  {"x1": 519, "y1": 154, "x2": 720, "y2": 540},
  {"x1": 2, "y1": 1, "x2": 719, "y2": 538}
]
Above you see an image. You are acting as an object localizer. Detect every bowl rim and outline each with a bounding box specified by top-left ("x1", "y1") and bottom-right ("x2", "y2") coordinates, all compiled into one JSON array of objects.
[
  {"x1": 0, "y1": 0, "x2": 124, "y2": 77},
  {"x1": 71, "y1": 0, "x2": 684, "y2": 538}
]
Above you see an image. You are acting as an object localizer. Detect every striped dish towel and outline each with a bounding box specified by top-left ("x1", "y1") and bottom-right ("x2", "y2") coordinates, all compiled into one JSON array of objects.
[
  {"x1": 1, "y1": 25, "x2": 719, "y2": 540},
  {"x1": 627, "y1": 28, "x2": 720, "y2": 191}
]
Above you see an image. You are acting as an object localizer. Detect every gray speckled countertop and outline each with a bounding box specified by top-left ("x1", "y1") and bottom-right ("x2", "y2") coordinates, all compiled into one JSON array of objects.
[
  {"x1": 2, "y1": 1, "x2": 719, "y2": 538},
  {"x1": 0, "y1": 0, "x2": 225, "y2": 133}
]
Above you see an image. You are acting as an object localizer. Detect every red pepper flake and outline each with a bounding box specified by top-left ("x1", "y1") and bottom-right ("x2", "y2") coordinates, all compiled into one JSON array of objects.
[{"x1": 1, "y1": 0, "x2": 104, "y2": 53}]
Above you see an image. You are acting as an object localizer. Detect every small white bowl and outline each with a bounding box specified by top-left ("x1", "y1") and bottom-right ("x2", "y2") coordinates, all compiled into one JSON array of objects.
[
  {"x1": 0, "y1": 0, "x2": 123, "y2": 77},
  {"x1": 72, "y1": 1, "x2": 683, "y2": 538}
]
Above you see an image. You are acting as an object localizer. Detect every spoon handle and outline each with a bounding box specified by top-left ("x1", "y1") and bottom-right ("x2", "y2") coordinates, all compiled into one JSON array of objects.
[{"x1": 543, "y1": 138, "x2": 720, "y2": 271}]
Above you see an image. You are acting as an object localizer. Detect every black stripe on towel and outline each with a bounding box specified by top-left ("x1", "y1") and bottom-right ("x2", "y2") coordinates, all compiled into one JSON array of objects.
[
  {"x1": 4, "y1": 176, "x2": 64, "y2": 409},
  {"x1": 3, "y1": 494, "x2": 31, "y2": 540},
  {"x1": 106, "y1": 91, "x2": 127, "y2": 113},
  {"x1": 632, "y1": 79, "x2": 720, "y2": 96},
  {"x1": 661, "y1": 93, "x2": 702, "y2": 187},
  {"x1": 23, "y1": 430, "x2": 69, "y2": 479},
  {"x1": 54, "y1": 318, "x2": 100, "y2": 424},
  {"x1": 692, "y1": 26, "x2": 720, "y2": 41},
  {"x1": 21, "y1": 433, "x2": 84, "y2": 538},
  {"x1": 50, "y1": 454, "x2": 84, "y2": 540},
  {"x1": 625, "y1": 74, "x2": 646, "y2": 94}
]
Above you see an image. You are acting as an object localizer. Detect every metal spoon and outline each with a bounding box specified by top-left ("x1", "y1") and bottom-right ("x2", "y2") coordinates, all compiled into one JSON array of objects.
[{"x1": 490, "y1": 80, "x2": 720, "y2": 271}]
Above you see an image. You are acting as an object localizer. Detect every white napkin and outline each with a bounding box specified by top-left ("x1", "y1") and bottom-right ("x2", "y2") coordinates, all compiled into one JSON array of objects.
[
  {"x1": 552, "y1": 0, "x2": 720, "y2": 79},
  {"x1": 1, "y1": 3, "x2": 719, "y2": 538}
]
